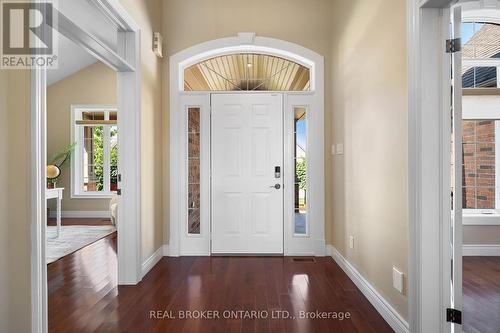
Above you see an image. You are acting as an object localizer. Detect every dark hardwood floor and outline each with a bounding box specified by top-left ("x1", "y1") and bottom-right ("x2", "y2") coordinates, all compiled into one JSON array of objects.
[
  {"x1": 463, "y1": 256, "x2": 500, "y2": 333},
  {"x1": 48, "y1": 234, "x2": 393, "y2": 333},
  {"x1": 47, "y1": 217, "x2": 112, "y2": 226}
]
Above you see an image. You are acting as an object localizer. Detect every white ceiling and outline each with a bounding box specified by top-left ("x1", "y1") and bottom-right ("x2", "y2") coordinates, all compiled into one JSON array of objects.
[{"x1": 47, "y1": 31, "x2": 97, "y2": 86}]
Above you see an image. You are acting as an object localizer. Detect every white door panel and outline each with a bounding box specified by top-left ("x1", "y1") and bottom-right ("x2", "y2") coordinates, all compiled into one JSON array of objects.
[{"x1": 211, "y1": 94, "x2": 283, "y2": 253}]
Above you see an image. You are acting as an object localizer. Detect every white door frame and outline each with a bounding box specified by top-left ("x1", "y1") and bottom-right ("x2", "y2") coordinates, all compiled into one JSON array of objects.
[
  {"x1": 169, "y1": 33, "x2": 325, "y2": 256},
  {"x1": 31, "y1": 1, "x2": 141, "y2": 332},
  {"x1": 407, "y1": 0, "x2": 470, "y2": 332}
]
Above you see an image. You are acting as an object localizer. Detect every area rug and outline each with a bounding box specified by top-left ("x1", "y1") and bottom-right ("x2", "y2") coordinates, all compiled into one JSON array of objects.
[{"x1": 46, "y1": 225, "x2": 116, "y2": 264}]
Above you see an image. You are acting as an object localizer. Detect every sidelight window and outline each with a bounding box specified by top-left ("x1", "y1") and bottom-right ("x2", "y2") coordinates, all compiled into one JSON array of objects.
[
  {"x1": 187, "y1": 107, "x2": 201, "y2": 234},
  {"x1": 294, "y1": 107, "x2": 307, "y2": 235}
]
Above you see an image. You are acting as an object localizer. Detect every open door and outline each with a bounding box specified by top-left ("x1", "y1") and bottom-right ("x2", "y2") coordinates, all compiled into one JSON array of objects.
[{"x1": 448, "y1": 5, "x2": 463, "y2": 333}]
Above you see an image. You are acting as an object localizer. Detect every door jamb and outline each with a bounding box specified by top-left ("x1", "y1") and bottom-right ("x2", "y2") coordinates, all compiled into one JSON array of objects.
[
  {"x1": 31, "y1": 1, "x2": 141, "y2": 332},
  {"x1": 407, "y1": 0, "x2": 461, "y2": 332}
]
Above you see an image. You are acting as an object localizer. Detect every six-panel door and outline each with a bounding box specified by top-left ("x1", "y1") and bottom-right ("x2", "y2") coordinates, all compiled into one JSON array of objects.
[{"x1": 211, "y1": 93, "x2": 283, "y2": 253}]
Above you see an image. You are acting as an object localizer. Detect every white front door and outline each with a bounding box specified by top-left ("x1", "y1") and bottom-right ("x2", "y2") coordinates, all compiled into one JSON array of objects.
[{"x1": 211, "y1": 93, "x2": 283, "y2": 254}]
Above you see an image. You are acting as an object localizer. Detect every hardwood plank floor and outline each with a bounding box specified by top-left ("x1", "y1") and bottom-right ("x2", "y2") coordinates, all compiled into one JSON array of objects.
[
  {"x1": 47, "y1": 217, "x2": 112, "y2": 226},
  {"x1": 48, "y1": 235, "x2": 393, "y2": 333},
  {"x1": 463, "y1": 256, "x2": 500, "y2": 333}
]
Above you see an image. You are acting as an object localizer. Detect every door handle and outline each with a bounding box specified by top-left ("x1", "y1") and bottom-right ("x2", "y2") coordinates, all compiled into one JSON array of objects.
[{"x1": 270, "y1": 184, "x2": 281, "y2": 189}]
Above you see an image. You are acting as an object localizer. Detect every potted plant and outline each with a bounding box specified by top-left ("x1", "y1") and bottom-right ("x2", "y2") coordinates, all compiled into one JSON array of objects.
[{"x1": 47, "y1": 142, "x2": 76, "y2": 188}]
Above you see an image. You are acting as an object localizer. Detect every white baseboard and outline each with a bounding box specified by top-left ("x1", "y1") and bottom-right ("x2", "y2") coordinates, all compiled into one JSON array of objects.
[
  {"x1": 326, "y1": 245, "x2": 409, "y2": 333},
  {"x1": 49, "y1": 210, "x2": 110, "y2": 219},
  {"x1": 463, "y1": 244, "x2": 500, "y2": 256},
  {"x1": 141, "y1": 246, "x2": 163, "y2": 278}
]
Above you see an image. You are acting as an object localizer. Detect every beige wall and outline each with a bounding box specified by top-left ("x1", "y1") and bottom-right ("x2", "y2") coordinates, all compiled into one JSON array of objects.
[
  {"x1": 162, "y1": 0, "x2": 409, "y2": 320},
  {"x1": 120, "y1": 0, "x2": 164, "y2": 261},
  {"x1": 47, "y1": 62, "x2": 116, "y2": 212},
  {"x1": 331, "y1": 0, "x2": 409, "y2": 320},
  {"x1": 0, "y1": 71, "x2": 32, "y2": 332},
  {"x1": 161, "y1": 0, "x2": 335, "y2": 244}
]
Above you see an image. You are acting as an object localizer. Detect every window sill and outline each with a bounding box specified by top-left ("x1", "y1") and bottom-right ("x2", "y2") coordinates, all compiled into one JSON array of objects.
[{"x1": 463, "y1": 213, "x2": 500, "y2": 225}]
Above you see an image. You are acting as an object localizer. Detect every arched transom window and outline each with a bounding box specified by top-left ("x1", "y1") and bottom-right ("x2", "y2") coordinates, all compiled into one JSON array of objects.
[{"x1": 184, "y1": 53, "x2": 310, "y2": 91}]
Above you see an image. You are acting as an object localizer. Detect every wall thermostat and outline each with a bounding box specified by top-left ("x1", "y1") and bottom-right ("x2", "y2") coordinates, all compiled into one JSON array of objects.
[{"x1": 153, "y1": 32, "x2": 163, "y2": 58}]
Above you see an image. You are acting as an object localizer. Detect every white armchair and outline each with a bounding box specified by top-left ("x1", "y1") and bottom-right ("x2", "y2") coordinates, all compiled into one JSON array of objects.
[{"x1": 110, "y1": 196, "x2": 118, "y2": 225}]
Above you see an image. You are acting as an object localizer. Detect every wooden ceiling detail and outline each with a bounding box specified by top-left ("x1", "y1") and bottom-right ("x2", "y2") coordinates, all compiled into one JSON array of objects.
[{"x1": 184, "y1": 53, "x2": 310, "y2": 91}]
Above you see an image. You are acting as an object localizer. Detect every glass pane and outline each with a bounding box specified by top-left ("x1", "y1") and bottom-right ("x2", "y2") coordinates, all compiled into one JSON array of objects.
[
  {"x1": 188, "y1": 107, "x2": 201, "y2": 234},
  {"x1": 83, "y1": 126, "x2": 104, "y2": 192},
  {"x1": 462, "y1": 67, "x2": 497, "y2": 88},
  {"x1": 82, "y1": 111, "x2": 105, "y2": 121},
  {"x1": 109, "y1": 111, "x2": 117, "y2": 121},
  {"x1": 461, "y1": 120, "x2": 497, "y2": 210},
  {"x1": 462, "y1": 22, "x2": 500, "y2": 60},
  {"x1": 184, "y1": 53, "x2": 310, "y2": 91},
  {"x1": 110, "y1": 125, "x2": 118, "y2": 192},
  {"x1": 294, "y1": 107, "x2": 307, "y2": 234}
]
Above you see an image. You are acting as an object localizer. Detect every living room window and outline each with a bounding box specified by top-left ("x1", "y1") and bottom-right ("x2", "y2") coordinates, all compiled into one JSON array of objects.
[
  {"x1": 71, "y1": 106, "x2": 118, "y2": 198},
  {"x1": 462, "y1": 119, "x2": 499, "y2": 213}
]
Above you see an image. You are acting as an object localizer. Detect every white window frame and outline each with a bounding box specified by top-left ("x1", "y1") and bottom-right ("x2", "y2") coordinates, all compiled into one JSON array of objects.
[
  {"x1": 462, "y1": 19, "x2": 500, "y2": 89},
  {"x1": 462, "y1": 99, "x2": 500, "y2": 225},
  {"x1": 71, "y1": 104, "x2": 118, "y2": 198}
]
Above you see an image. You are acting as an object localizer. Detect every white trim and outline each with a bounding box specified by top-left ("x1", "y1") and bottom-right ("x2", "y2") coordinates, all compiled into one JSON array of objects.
[
  {"x1": 407, "y1": 1, "x2": 458, "y2": 332},
  {"x1": 463, "y1": 213, "x2": 500, "y2": 225},
  {"x1": 162, "y1": 244, "x2": 169, "y2": 256},
  {"x1": 169, "y1": 34, "x2": 325, "y2": 257},
  {"x1": 326, "y1": 245, "x2": 409, "y2": 333},
  {"x1": 463, "y1": 95, "x2": 500, "y2": 119},
  {"x1": 48, "y1": 210, "x2": 111, "y2": 219},
  {"x1": 141, "y1": 246, "x2": 163, "y2": 278},
  {"x1": 31, "y1": 1, "x2": 141, "y2": 332},
  {"x1": 55, "y1": 10, "x2": 134, "y2": 72},
  {"x1": 462, "y1": 244, "x2": 500, "y2": 256},
  {"x1": 31, "y1": 67, "x2": 48, "y2": 333}
]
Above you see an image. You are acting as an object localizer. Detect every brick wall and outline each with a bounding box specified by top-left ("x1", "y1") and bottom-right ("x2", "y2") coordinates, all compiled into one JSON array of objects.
[{"x1": 462, "y1": 120, "x2": 496, "y2": 209}]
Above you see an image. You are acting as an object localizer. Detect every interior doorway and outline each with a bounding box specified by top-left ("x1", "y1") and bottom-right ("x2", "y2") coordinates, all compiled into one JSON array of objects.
[
  {"x1": 210, "y1": 93, "x2": 284, "y2": 254},
  {"x1": 31, "y1": 2, "x2": 141, "y2": 331}
]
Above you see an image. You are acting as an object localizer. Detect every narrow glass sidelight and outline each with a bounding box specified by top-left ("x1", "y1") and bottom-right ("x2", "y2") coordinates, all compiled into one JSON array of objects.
[
  {"x1": 188, "y1": 107, "x2": 201, "y2": 234},
  {"x1": 294, "y1": 107, "x2": 307, "y2": 235}
]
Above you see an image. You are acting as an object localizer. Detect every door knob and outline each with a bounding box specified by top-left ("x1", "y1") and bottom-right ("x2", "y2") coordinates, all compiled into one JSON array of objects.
[{"x1": 270, "y1": 184, "x2": 281, "y2": 189}]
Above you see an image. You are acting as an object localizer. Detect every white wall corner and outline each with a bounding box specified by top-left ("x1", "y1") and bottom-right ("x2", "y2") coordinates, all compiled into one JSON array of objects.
[
  {"x1": 237, "y1": 32, "x2": 256, "y2": 45},
  {"x1": 315, "y1": 238, "x2": 326, "y2": 256},
  {"x1": 326, "y1": 245, "x2": 409, "y2": 333},
  {"x1": 463, "y1": 244, "x2": 500, "y2": 256},
  {"x1": 162, "y1": 244, "x2": 169, "y2": 256},
  {"x1": 141, "y1": 246, "x2": 163, "y2": 278}
]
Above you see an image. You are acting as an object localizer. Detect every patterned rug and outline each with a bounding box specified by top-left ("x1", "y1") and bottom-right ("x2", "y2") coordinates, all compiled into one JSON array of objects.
[{"x1": 46, "y1": 225, "x2": 116, "y2": 264}]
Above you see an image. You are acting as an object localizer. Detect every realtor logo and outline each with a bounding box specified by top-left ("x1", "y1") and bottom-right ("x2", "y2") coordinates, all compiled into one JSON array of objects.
[{"x1": 1, "y1": 0, "x2": 57, "y2": 68}]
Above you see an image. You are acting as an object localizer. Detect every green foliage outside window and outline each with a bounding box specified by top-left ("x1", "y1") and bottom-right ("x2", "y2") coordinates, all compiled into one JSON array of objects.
[
  {"x1": 92, "y1": 126, "x2": 118, "y2": 191},
  {"x1": 296, "y1": 159, "x2": 307, "y2": 190}
]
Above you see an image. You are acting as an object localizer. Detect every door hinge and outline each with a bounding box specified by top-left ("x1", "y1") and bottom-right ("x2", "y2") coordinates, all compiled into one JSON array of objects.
[
  {"x1": 117, "y1": 189, "x2": 122, "y2": 196},
  {"x1": 117, "y1": 174, "x2": 121, "y2": 182},
  {"x1": 446, "y1": 38, "x2": 461, "y2": 53},
  {"x1": 446, "y1": 308, "x2": 462, "y2": 324}
]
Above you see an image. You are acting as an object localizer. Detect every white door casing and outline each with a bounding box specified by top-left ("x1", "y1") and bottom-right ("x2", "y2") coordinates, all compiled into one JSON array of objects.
[
  {"x1": 170, "y1": 34, "x2": 325, "y2": 256},
  {"x1": 211, "y1": 94, "x2": 284, "y2": 254}
]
